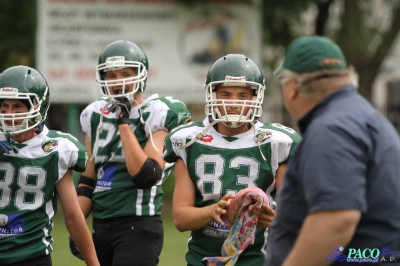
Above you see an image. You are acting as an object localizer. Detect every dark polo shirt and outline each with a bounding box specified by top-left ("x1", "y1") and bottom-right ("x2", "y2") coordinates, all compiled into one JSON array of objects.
[{"x1": 266, "y1": 86, "x2": 400, "y2": 265}]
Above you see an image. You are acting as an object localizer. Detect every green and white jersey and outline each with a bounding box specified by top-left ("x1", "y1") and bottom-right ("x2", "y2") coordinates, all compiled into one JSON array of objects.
[
  {"x1": 163, "y1": 118, "x2": 301, "y2": 266},
  {"x1": 0, "y1": 126, "x2": 87, "y2": 265},
  {"x1": 80, "y1": 94, "x2": 191, "y2": 219}
]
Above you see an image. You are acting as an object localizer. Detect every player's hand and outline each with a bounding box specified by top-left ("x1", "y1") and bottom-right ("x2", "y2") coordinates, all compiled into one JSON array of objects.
[
  {"x1": 0, "y1": 135, "x2": 18, "y2": 156},
  {"x1": 211, "y1": 194, "x2": 235, "y2": 227},
  {"x1": 109, "y1": 97, "x2": 132, "y2": 125},
  {"x1": 69, "y1": 236, "x2": 84, "y2": 261},
  {"x1": 0, "y1": 141, "x2": 14, "y2": 155},
  {"x1": 257, "y1": 203, "x2": 276, "y2": 229}
]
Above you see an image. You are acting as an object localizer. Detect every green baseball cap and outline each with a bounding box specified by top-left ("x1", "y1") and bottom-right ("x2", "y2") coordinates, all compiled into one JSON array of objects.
[{"x1": 274, "y1": 35, "x2": 346, "y2": 76}]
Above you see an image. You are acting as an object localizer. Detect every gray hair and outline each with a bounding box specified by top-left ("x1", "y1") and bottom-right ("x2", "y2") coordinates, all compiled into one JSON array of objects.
[{"x1": 279, "y1": 67, "x2": 358, "y2": 97}]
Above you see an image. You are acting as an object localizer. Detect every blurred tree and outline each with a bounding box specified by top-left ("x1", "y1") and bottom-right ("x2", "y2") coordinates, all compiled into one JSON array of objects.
[
  {"x1": 268, "y1": 0, "x2": 400, "y2": 102},
  {"x1": 179, "y1": 0, "x2": 400, "y2": 103},
  {"x1": 336, "y1": 0, "x2": 400, "y2": 102},
  {"x1": 0, "y1": 0, "x2": 36, "y2": 71}
]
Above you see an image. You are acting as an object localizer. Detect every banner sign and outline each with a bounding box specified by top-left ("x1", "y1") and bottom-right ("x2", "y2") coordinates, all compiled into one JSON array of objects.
[{"x1": 37, "y1": 0, "x2": 261, "y2": 103}]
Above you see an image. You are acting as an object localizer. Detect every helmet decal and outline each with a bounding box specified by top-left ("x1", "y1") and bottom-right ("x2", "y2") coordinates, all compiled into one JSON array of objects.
[
  {"x1": 104, "y1": 56, "x2": 126, "y2": 72},
  {"x1": 0, "y1": 87, "x2": 19, "y2": 94},
  {"x1": 42, "y1": 139, "x2": 58, "y2": 153},
  {"x1": 225, "y1": 75, "x2": 246, "y2": 81}
]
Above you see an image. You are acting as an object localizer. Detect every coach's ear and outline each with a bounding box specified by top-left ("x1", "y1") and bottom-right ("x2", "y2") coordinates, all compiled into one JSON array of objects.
[{"x1": 287, "y1": 78, "x2": 299, "y2": 101}]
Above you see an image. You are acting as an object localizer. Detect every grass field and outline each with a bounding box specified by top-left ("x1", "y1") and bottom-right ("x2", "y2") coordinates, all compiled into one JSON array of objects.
[{"x1": 51, "y1": 199, "x2": 190, "y2": 266}]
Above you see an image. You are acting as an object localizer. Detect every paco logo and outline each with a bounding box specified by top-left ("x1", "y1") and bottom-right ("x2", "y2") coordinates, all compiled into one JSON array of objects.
[
  {"x1": 326, "y1": 246, "x2": 397, "y2": 263},
  {"x1": 200, "y1": 134, "x2": 213, "y2": 143}
]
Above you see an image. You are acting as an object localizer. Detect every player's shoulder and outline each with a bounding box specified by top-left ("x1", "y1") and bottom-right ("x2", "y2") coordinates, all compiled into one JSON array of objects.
[
  {"x1": 144, "y1": 95, "x2": 191, "y2": 122},
  {"x1": 81, "y1": 97, "x2": 109, "y2": 115},
  {"x1": 158, "y1": 95, "x2": 186, "y2": 105},
  {"x1": 258, "y1": 122, "x2": 301, "y2": 142},
  {"x1": 167, "y1": 120, "x2": 204, "y2": 138},
  {"x1": 44, "y1": 128, "x2": 86, "y2": 151},
  {"x1": 147, "y1": 95, "x2": 188, "y2": 110},
  {"x1": 87, "y1": 97, "x2": 109, "y2": 107}
]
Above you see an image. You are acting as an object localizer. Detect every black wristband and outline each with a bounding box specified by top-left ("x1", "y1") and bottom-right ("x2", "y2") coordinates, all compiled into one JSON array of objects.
[
  {"x1": 78, "y1": 175, "x2": 95, "y2": 187},
  {"x1": 76, "y1": 186, "x2": 94, "y2": 199},
  {"x1": 117, "y1": 118, "x2": 131, "y2": 125}
]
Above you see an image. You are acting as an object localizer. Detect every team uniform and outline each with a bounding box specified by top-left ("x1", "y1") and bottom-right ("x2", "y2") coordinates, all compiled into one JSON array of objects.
[
  {"x1": 163, "y1": 118, "x2": 301, "y2": 266},
  {"x1": 80, "y1": 93, "x2": 191, "y2": 264},
  {"x1": 0, "y1": 126, "x2": 87, "y2": 265}
]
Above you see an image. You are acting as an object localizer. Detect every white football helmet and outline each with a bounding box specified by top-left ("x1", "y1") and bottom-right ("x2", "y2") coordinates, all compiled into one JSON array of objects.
[
  {"x1": 205, "y1": 54, "x2": 265, "y2": 128},
  {"x1": 96, "y1": 40, "x2": 148, "y2": 102},
  {"x1": 0, "y1": 66, "x2": 50, "y2": 135}
]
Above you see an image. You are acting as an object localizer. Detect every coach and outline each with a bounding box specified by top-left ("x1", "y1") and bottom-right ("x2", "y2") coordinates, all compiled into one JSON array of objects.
[{"x1": 266, "y1": 35, "x2": 400, "y2": 265}]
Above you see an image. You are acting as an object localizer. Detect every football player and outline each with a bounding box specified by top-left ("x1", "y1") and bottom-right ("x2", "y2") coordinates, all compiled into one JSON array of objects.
[
  {"x1": 163, "y1": 54, "x2": 302, "y2": 265},
  {"x1": 0, "y1": 66, "x2": 99, "y2": 266},
  {"x1": 72, "y1": 40, "x2": 191, "y2": 266}
]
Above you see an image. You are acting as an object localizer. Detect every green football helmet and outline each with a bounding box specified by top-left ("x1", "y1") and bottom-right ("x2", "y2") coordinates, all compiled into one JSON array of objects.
[
  {"x1": 0, "y1": 65, "x2": 50, "y2": 135},
  {"x1": 96, "y1": 40, "x2": 148, "y2": 101},
  {"x1": 205, "y1": 54, "x2": 265, "y2": 127}
]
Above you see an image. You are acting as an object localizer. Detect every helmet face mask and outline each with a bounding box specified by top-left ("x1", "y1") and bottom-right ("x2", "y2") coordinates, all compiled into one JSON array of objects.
[
  {"x1": 0, "y1": 66, "x2": 50, "y2": 136},
  {"x1": 96, "y1": 41, "x2": 148, "y2": 102},
  {"x1": 205, "y1": 54, "x2": 265, "y2": 128}
]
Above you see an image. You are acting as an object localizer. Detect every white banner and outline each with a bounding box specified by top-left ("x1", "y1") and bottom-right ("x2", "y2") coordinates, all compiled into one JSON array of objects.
[{"x1": 37, "y1": 0, "x2": 261, "y2": 104}]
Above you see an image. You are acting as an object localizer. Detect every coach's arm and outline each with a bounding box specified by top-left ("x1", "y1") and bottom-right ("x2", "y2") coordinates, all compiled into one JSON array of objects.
[{"x1": 282, "y1": 209, "x2": 361, "y2": 266}]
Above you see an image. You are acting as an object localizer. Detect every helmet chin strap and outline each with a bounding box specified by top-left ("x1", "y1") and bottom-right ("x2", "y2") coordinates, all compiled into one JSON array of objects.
[
  {"x1": 2, "y1": 116, "x2": 31, "y2": 136},
  {"x1": 214, "y1": 108, "x2": 253, "y2": 128},
  {"x1": 220, "y1": 118, "x2": 244, "y2": 128}
]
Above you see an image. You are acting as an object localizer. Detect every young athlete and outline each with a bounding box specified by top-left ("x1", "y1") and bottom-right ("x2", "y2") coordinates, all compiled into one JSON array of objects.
[
  {"x1": 163, "y1": 54, "x2": 301, "y2": 266},
  {"x1": 72, "y1": 40, "x2": 191, "y2": 266},
  {"x1": 0, "y1": 65, "x2": 99, "y2": 266}
]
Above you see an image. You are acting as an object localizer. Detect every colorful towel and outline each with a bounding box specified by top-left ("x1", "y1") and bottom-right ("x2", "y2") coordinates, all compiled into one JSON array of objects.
[{"x1": 202, "y1": 187, "x2": 270, "y2": 266}]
